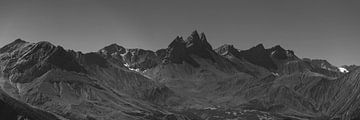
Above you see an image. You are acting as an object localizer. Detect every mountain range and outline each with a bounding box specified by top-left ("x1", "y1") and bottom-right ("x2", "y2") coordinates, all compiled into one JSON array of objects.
[{"x1": 0, "y1": 30, "x2": 359, "y2": 120}]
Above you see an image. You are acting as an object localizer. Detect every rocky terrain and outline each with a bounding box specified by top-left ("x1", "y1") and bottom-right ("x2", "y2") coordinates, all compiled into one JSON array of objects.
[
  {"x1": 0, "y1": 31, "x2": 359, "y2": 120},
  {"x1": 0, "y1": 39, "x2": 194, "y2": 120}
]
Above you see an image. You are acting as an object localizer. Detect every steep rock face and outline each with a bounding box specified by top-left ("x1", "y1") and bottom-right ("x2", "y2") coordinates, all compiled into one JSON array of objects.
[
  {"x1": 214, "y1": 44, "x2": 240, "y2": 56},
  {"x1": 0, "y1": 39, "x2": 28, "y2": 54},
  {"x1": 238, "y1": 44, "x2": 277, "y2": 70},
  {"x1": 163, "y1": 36, "x2": 199, "y2": 67},
  {"x1": 99, "y1": 44, "x2": 165, "y2": 72},
  {"x1": 162, "y1": 31, "x2": 217, "y2": 68},
  {"x1": 216, "y1": 44, "x2": 311, "y2": 76},
  {"x1": 215, "y1": 44, "x2": 271, "y2": 77},
  {"x1": 184, "y1": 31, "x2": 214, "y2": 62},
  {"x1": 0, "y1": 39, "x2": 196, "y2": 120},
  {"x1": 3, "y1": 41, "x2": 86, "y2": 84},
  {"x1": 123, "y1": 48, "x2": 161, "y2": 71},
  {"x1": 0, "y1": 39, "x2": 32, "y2": 76},
  {"x1": 237, "y1": 44, "x2": 297, "y2": 71},
  {"x1": 98, "y1": 43, "x2": 126, "y2": 63},
  {"x1": 99, "y1": 43, "x2": 126, "y2": 55},
  {"x1": 268, "y1": 45, "x2": 296, "y2": 60}
]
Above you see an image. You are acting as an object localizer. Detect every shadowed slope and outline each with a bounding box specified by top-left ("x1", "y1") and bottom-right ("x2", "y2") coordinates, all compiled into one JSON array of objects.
[{"x1": 0, "y1": 89, "x2": 61, "y2": 120}]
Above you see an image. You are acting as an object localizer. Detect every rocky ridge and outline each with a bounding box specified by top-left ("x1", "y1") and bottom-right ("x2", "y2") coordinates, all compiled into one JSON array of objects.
[
  {"x1": 0, "y1": 31, "x2": 359, "y2": 120},
  {"x1": 0, "y1": 39, "x2": 197, "y2": 120}
]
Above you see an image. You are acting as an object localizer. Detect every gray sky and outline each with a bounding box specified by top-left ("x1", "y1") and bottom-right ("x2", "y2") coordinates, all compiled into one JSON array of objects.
[{"x1": 0, "y1": 0, "x2": 359, "y2": 66}]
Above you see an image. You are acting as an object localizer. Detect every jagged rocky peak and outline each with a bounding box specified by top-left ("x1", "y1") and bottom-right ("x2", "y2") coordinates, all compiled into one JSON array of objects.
[
  {"x1": 186, "y1": 30, "x2": 201, "y2": 43},
  {"x1": 33, "y1": 41, "x2": 56, "y2": 50},
  {"x1": 99, "y1": 43, "x2": 126, "y2": 55},
  {"x1": 185, "y1": 31, "x2": 215, "y2": 63},
  {"x1": 13, "y1": 38, "x2": 27, "y2": 44},
  {"x1": 22, "y1": 41, "x2": 57, "y2": 59},
  {"x1": 215, "y1": 44, "x2": 239, "y2": 56},
  {"x1": 122, "y1": 48, "x2": 161, "y2": 71},
  {"x1": 6, "y1": 40, "x2": 87, "y2": 83},
  {"x1": 168, "y1": 36, "x2": 185, "y2": 48},
  {"x1": 253, "y1": 43, "x2": 266, "y2": 50},
  {"x1": 164, "y1": 36, "x2": 188, "y2": 64},
  {"x1": 200, "y1": 32, "x2": 213, "y2": 50},
  {"x1": 269, "y1": 45, "x2": 295, "y2": 60},
  {"x1": 162, "y1": 31, "x2": 216, "y2": 67},
  {"x1": 239, "y1": 43, "x2": 267, "y2": 55},
  {"x1": 0, "y1": 38, "x2": 29, "y2": 53},
  {"x1": 242, "y1": 43, "x2": 268, "y2": 55},
  {"x1": 238, "y1": 43, "x2": 277, "y2": 70},
  {"x1": 270, "y1": 45, "x2": 284, "y2": 50},
  {"x1": 185, "y1": 30, "x2": 213, "y2": 50},
  {"x1": 200, "y1": 32, "x2": 206, "y2": 41},
  {"x1": 4, "y1": 38, "x2": 28, "y2": 47}
]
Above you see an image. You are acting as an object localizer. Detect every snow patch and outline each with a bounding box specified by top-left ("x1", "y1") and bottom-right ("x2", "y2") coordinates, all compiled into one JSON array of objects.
[
  {"x1": 272, "y1": 72, "x2": 279, "y2": 76},
  {"x1": 204, "y1": 107, "x2": 217, "y2": 110},
  {"x1": 124, "y1": 63, "x2": 141, "y2": 72},
  {"x1": 338, "y1": 67, "x2": 349, "y2": 73}
]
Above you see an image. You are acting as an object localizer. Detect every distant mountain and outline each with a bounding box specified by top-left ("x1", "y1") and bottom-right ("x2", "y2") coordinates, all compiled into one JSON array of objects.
[
  {"x1": 235, "y1": 44, "x2": 297, "y2": 71},
  {"x1": 143, "y1": 31, "x2": 357, "y2": 120},
  {"x1": 0, "y1": 39, "x2": 196, "y2": 120},
  {"x1": 0, "y1": 31, "x2": 359, "y2": 120},
  {"x1": 161, "y1": 31, "x2": 216, "y2": 67}
]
